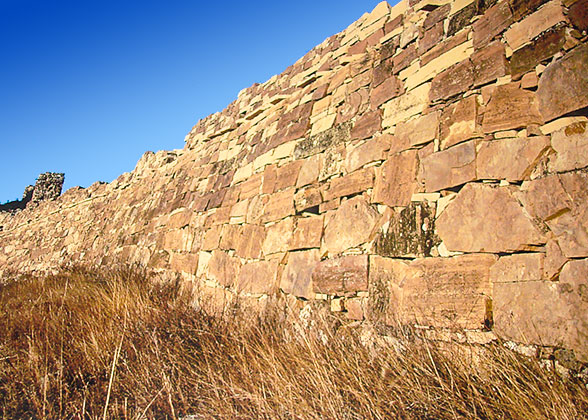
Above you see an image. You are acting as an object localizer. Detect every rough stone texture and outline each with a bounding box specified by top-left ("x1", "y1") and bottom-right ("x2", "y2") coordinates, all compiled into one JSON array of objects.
[
  {"x1": 437, "y1": 183, "x2": 545, "y2": 253},
  {"x1": 376, "y1": 201, "x2": 439, "y2": 257},
  {"x1": 0, "y1": 172, "x2": 65, "y2": 213},
  {"x1": 537, "y1": 44, "x2": 588, "y2": 122},
  {"x1": 477, "y1": 136, "x2": 550, "y2": 181},
  {"x1": 369, "y1": 254, "x2": 496, "y2": 329},
  {"x1": 1, "y1": 0, "x2": 588, "y2": 360},
  {"x1": 373, "y1": 150, "x2": 419, "y2": 206},
  {"x1": 494, "y1": 259, "x2": 588, "y2": 362},
  {"x1": 311, "y1": 255, "x2": 368, "y2": 295},
  {"x1": 419, "y1": 141, "x2": 477, "y2": 192},
  {"x1": 323, "y1": 195, "x2": 380, "y2": 255},
  {"x1": 482, "y1": 83, "x2": 543, "y2": 132}
]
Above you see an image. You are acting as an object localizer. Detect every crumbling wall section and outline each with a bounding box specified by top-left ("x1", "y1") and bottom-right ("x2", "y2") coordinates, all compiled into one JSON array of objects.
[{"x1": 1, "y1": 0, "x2": 587, "y2": 362}]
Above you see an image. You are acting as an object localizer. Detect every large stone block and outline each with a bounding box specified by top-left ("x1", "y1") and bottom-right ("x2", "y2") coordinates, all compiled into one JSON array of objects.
[
  {"x1": 382, "y1": 83, "x2": 431, "y2": 128},
  {"x1": 548, "y1": 122, "x2": 588, "y2": 173},
  {"x1": 370, "y1": 76, "x2": 404, "y2": 109},
  {"x1": 439, "y1": 95, "x2": 483, "y2": 150},
  {"x1": 395, "y1": 111, "x2": 440, "y2": 148},
  {"x1": 489, "y1": 253, "x2": 544, "y2": 283},
  {"x1": 294, "y1": 121, "x2": 352, "y2": 159},
  {"x1": 437, "y1": 183, "x2": 546, "y2": 253},
  {"x1": 368, "y1": 254, "x2": 496, "y2": 329},
  {"x1": 280, "y1": 249, "x2": 320, "y2": 299},
  {"x1": 345, "y1": 136, "x2": 390, "y2": 173},
  {"x1": 419, "y1": 141, "x2": 477, "y2": 192},
  {"x1": 472, "y1": 1, "x2": 512, "y2": 49},
  {"x1": 289, "y1": 215, "x2": 323, "y2": 250},
  {"x1": 373, "y1": 150, "x2": 419, "y2": 207},
  {"x1": 429, "y1": 59, "x2": 474, "y2": 102},
  {"x1": 322, "y1": 167, "x2": 375, "y2": 201},
  {"x1": 236, "y1": 260, "x2": 280, "y2": 295},
  {"x1": 510, "y1": 27, "x2": 565, "y2": 78},
  {"x1": 494, "y1": 259, "x2": 588, "y2": 362},
  {"x1": 504, "y1": 0, "x2": 565, "y2": 51},
  {"x1": 262, "y1": 218, "x2": 294, "y2": 256},
  {"x1": 261, "y1": 188, "x2": 295, "y2": 223},
  {"x1": 206, "y1": 250, "x2": 242, "y2": 288},
  {"x1": 537, "y1": 44, "x2": 588, "y2": 122},
  {"x1": 477, "y1": 136, "x2": 550, "y2": 181},
  {"x1": 376, "y1": 201, "x2": 439, "y2": 257},
  {"x1": 323, "y1": 195, "x2": 380, "y2": 255},
  {"x1": 482, "y1": 83, "x2": 543, "y2": 133},
  {"x1": 311, "y1": 255, "x2": 368, "y2": 295},
  {"x1": 471, "y1": 41, "x2": 508, "y2": 87}
]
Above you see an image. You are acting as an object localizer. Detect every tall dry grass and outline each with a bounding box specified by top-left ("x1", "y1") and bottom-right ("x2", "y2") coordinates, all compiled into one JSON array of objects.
[{"x1": 0, "y1": 266, "x2": 586, "y2": 420}]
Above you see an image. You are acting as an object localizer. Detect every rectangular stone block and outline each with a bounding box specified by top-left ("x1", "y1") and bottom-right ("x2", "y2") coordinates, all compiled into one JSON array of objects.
[
  {"x1": 312, "y1": 255, "x2": 368, "y2": 295},
  {"x1": 281, "y1": 249, "x2": 321, "y2": 299},
  {"x1": 439, "y1": 95, "x2": 482, "y2": 150},
  {"x1": 382, "y1": 83, "x2": 431, "y2": 128},
  {"x1": 490, "y1": 253, "x2": 544, "y2": 283},
  {"x1": 472, "y1": 0, "x2": 512, "y2": 49},
  {"x1": 236, "y1": 260, "x2": 279, "y2": 295},
  {"x1": 289, "y1": 215, "x2": 323, "y2": 250},
  {"x1": 395, "y1": 111, "x2": 440, "y2": 148},
  {"x1": 482, "y1": 83, "x2": 543, "y2": 133},
  {"x1": 504, "y1": 0, "x2": 565, "y2": 51},
  {"x1": 373, "y1": 150, "x2": 419, "y2": 207},
  {"x1": 429, "y1": 59, "x2": 474, "y2": 102},
  {"x1": 419, "y1": 141, "x2": 476, "y2": 192},
  {"x1": 368, "y1": 254, "x2": 496, "y2": 329},
  {"x1": 351, "y1": 110, "x2": 382, "y2": 140},
  {"x1": 261, "y1": 188, "x2": 295, "y2": 223},
  {"x1": 471, "y1": 40, "x2": 508, "y2": 87},
  {"x1": 510, "y1": 27, "x2": 565, "y2": 78},
  {"x1": 322, "y1": 167, "x2": 375, "y2": 201}
]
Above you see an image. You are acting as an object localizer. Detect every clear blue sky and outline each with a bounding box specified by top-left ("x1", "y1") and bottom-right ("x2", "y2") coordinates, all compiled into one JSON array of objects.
[{"x1": 0, "y1": 0, "x2": 387, "y2": 203}]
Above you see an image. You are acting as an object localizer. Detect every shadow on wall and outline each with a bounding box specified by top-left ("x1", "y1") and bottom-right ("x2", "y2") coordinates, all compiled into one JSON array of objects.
[{"x1": 0, "y1": 172, "x2": 65, "y2": 213}]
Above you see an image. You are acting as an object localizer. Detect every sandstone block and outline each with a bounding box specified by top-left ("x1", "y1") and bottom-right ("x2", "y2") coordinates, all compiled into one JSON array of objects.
[
  {"x1": 345, "y1": 298, "x2": 365, "y2": 320},
  {"x1": 537, "y1": 44, "x2": 588, "y2": 122},
  {"x1": 569, "y1": 0, "x2": 588, "y2": 32},
  {"x1": 395, "y1": 111, "x2": 440, "y2": 148},
  {"x1": 510, "y1": 28, "x2": 565, "y2": 78},
  {"x1": 296, "y1": 154, "x2": 322, "y2": 188},
  {"x1": 382, "y1": 83, "x2": 431, "y2": 128},
  {"x1": 312, "y1": 255, "x2": 368, "y2": 295},
  {"x1": 471, "y1": 41, "x2": 508, "y2": 87},
  {"x1": 345, "y1": 136, "x2": 390, "y2": 173},
  {"x1": 472, "y1": 1, "x2": 512, "y2": 48},
  {"x1": 294, "y1": 186, "x2": 322, "y2": 214},
  {"x1": 262, "y1": 218, "x2": 294, "y2": 256},
  {"x1": 429, "y1": 59, "x2": 473, "y2": 102},
  {"x1": 489, "y1": 253, "x2": 544, "y2": 283},
  {"x1": 261, "y1": 188, "x2": 295, "y2": 223},
  {"x1": 477, "y1": 136, "x2": 550, "y2": 181},
  {"x1": 419, "y1": 22, "x2": 444, "y2": 55},
  {"x1": 368, "y1": 254, "x2": 496, "y2": 329},
  {"x1": 351, "y1": 110, "x2": 382, "y2": 140},
  {"x1": 482, "y1": 83, "x2": 543, "y2": 133},
  {"x1": 274, "y1": 161, "x2": 303, "y2": 192},
  {"x1": 373, "y1": 150, "x2": 419, "y2": 207},
  {"x1": 436, "y1": 183, "x2": 545, "y2": 253},
  {"x1": 504, "y1": 1, "x2": 565, "y2": 51},
  {"x1": 419, "y1": 141, "x2": 476, "y2": 192},
  {"x1": 370, "y1": 76, "x2": 404, "y2": 109},
  {"x1": 323, "y1": 195, "x2": 380, "y2": 255},
  {"x1": 289, "y1": 215, "x2": 323, "y2": 250},
  {"x1": 169, "y1": 252, "x2": 198, "y2": 275},
  {"x1": 207, "y1": 250, "x2": 242, "y2": 287},
  {"x1": 234, "y1": 224, "x2": 266, "y2": 259},
  {"x1": 376, "y1": 201, "x2": 439, "y2": 257},
  {"x1": 280, "y1": 249, "x2": 320, "y2": 299},
  {"x1": 294, "y1": 122, "x2": 352, "y2": 159},
  {"x1": 548, "y1": 122, "x2": 588, "y2": 172},
  {"x1": 439, "y1": 95, "x2": 482, "y2": 149},
  {"x1": 393, "y1": 43, "x2": 418, "y2": 72},
  {"x1": 494, "y1": 260, "x2": 588, "y2": 362},
  {"x1": 236, "y1": 260, "x2": 279, "y2": 295},
  {"x1": 322, "y1": 167, "x2": 375, "y2": 201}
]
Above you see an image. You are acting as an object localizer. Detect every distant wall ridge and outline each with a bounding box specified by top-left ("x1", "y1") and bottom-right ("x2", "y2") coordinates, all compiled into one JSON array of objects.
[
  {"x1": 0, "y1": 172, "x2": 64, "y2": 214},
  {"x1": 1, "y1": 0, "x2": 588, "y2": 363}
]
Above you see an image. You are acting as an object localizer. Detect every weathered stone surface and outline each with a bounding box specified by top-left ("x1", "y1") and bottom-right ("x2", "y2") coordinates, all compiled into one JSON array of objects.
[
  {"x1": 437, "y1": 183, "x2": 546, "y2": 253},
  {"x1": 280, "y1": 249, "x2": 320, "y2": 299},
  {"x1": 236, "y1": 260, "x2": 279, "y2": 294},
  {"x1": 482, "y1": 83, "x2": 543, "y2": 132},
  {"x1": 262, "y1": 218, "x2": 294, "y2": 256},
  {"x1": 490, "y1": 253, "x2": 544, "y2": 283},
  {"x1": 345, "y1": 136, "x2": 390, "y2": 172},
  {"x1": 548, "y1": 122, "x2": 588, "y2": 172},
  {"x1": 294, "y1": 186, "x2": 322, "y2": 213},
  {"x1": 169, "y1": 252, "x2": 198, "y2": 275},
  {"x1": 494, "y1": 259, "x2": 588, "y2": 362},
  {"x1": 419, "y1": 22, "x2": 445, "y2": 55},
  {"x1": 382, "y1": 83, "x2": 430, "y2": 127},
  {"x1": 323, "y1": 195, "x2": 380, "y2": 255},
  {"x1": 206, "y1": 250, "x2": 242, "y2": 287},
  {"x1": 234, "y1": 224, "x2": 266, "y2": 259},
  {"x1": 504, "y1": 0, "x2": 565, "y2": 51},
  {"x1": 261, "y1": 188, "x2": 295, "y2": 223},
  {"x1": 274, "y1": 161, "x2": 303, "y2": 192},
  {"x1": 569, "y1": 0, "x2": 588, "y2": 32},
  {"x1": 351, "y1": 110, "x2": 382, "y2": 140},
  {"x1": 323, "y1": 167, "x2": 374, "y2": 201},
  {"x1": 311, "y1": 255, "x2": 368, "y2": 295},
  {"x1": 537, "y1": 44, "x2": 588, "y2": 122},
  {"x1": 393, "y1": 43, "x2": 418, "y2": 72},
  {"x1": 296, "y1": 154, "x2": 322, "y2": 188},
  {"x1": 447, "y1": 0, "x2": 477, "y2": 36},
  {"x1": 289, "y1": 215, "x2": 323, "y2": 250},
  {"x1": 429, "y1": 59, "x2": 474, "y2": 102},
  {"x1": 419, "y1": 141, "x2": 476, "y2": 192},
  {"x1": 471, "y1": 41, "x2": 508, "y2": 87},
  {"x1": 370, "y1": 76, "x2": 404, "y2": 108},
  {"x1": 345, "y1": 298, "x2": 365, "y2": 320},
  {"x1": 477, "y1": 136, "x2": 550, "y2": 181},
  {"x1": 395, "y1": 111, "x2": 440, "y2": 148},
  {"x1": 439, "y1": 95, "x2": 482, "y2": 149},
  {"x1": 294, "y1": 122, "x2": 352, "y2": 159},
  {"x1": 368, "y1": 254, "x2": 496, "y2": 329},
  {"x1": 472, "y1": 1, "x2": 512, "y2": 49},
  {"x1": 376, "y1": 201, "x2": 439, "y2": 257},
  {"x1": 510, "y1": 27, "x2": 565, "y2": 78},
  {"x1": 373, "y1": 150, "x2": 419, "y2": 207}
]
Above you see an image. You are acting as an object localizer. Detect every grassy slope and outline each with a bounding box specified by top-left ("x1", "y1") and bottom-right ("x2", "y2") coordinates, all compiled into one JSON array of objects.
[{"x1": 0, "y1": 267, "x2": 587, "y2": 420}]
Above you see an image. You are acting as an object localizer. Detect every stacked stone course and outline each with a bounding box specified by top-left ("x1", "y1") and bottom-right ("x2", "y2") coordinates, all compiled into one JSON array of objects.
[{"x1": 1, "y1": 0, "x2": 587, "y2": 362}]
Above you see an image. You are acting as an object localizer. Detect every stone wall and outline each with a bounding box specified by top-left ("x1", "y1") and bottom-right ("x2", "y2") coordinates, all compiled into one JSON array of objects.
[
  {"x1": 0, "y1": 172, "x2": 64, "y2": 214},
  {"x1": 1, "y1": 0, "x2": 587, "y2": 362}
]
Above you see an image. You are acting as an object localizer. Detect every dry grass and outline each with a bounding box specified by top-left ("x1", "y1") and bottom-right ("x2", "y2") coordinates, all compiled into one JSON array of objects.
[{"x1": 0, "y1": 266, "x2": 587, "y2": 420}]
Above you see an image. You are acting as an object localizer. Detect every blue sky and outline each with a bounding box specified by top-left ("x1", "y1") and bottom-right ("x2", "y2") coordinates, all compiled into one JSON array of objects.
[{"x1": 0, "y1": 0, "x2": 387, "y2": 202}]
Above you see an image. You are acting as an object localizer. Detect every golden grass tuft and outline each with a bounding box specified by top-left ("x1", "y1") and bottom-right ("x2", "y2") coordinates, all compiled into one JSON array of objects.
[{"x1": 0, "y1": 266, "x2": 587, "y2": 419}]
